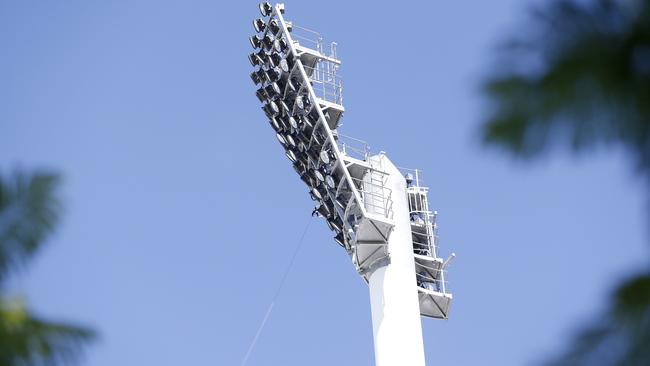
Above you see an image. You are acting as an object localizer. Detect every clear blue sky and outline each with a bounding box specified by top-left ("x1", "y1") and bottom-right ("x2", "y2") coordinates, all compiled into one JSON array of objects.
[{"x1": 1, "y1": 1, "x2": 648, "y2": 365}]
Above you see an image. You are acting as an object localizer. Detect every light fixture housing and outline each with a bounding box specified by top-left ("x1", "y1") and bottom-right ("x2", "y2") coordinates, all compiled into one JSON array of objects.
[
  {"x1": 258, "y1": 2, "x2": 272, "y2": 17},
  {"x1": 249, "y1": 35, "x2": 263, "y2": 49},
  {"x1": 253, "y1": 18, "x2": 266, "y2": 33}
]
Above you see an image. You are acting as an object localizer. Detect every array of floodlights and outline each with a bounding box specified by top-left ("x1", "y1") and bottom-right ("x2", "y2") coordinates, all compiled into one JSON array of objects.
[{"x1": 248, "y1": 2, "x2": 349, "y2": 249}]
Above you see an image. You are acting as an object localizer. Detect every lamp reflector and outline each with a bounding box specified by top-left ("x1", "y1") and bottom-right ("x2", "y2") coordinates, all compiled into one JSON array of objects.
[
  {"x1": 248, "y1": 53, "x2": 264, "y2": 67},
  {"x1": 285, "y1": 134, "x2": 296, "y2": 148},
  {"x1": 276, "y1": 133, "x2": 287, "y2": 146},
  {"x1": 269, "y1": 117, "x2": 281, "y2": 131},
  {"x1": 313, "y1": 169, "x2": 324, "y2": 182},
  {"x1": 319, "y1": 150, "x2": 330, "y2": 164},
  {"x1": 286, "y1": 150, "x2": 297, "y2": 163},
  {"x1": 288, "y1": 116, "x2": 298, "y2": 129},
  {"x1": 325, "y1": 175, "x2": 336, "y2": 189},
  {"x1": 253, "y1": 18, "x2": 266, "y2": 33},
  {"x1": 268, "y1": 19, "x2": 281, "y2": 35},
  {"x1": 334, "y1": 233, "x2": 345, "y2": 247},
  {"x1": 279, "y1": 58, "x2": 290, "y2": 73},
  {"x1": 249, "y1": 35, "x2": 262, "y2": 49},
  {"x1": 255, "y1": 88, "x2": 266, "y2": 103},
  {"x1": 259, "y1": 2, "x2": 272, "y2": 17}
]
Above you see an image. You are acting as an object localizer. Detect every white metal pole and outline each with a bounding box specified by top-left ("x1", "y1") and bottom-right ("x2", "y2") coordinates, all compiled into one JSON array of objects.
[{"x1": 367, "y1": 156, "x2": 426, "y2": 366}]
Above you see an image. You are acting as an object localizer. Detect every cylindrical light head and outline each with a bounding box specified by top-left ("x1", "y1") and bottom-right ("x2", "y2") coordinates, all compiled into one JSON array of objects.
[
  {"x1": 327, "y1": 219, "x2": 341, "y2": 233},
  {"x1": 265, "y1": 100, "x2": 279, "y2": 116},
  {"x1": 313, "y1": 169, "x2": 324, "y2": 182},
  {"x1": 259, "y1": 2, "x2": 272, "y2": 17},
  {"x1": 278, "y1": 101, "x2": 289, "y2": 116},
  {"x1": 286, "y1": 149, "x2": 297, "y2": 163},
  {"x1": 279, "y1": 58, "x2": 290, "y2": 73},
  {"x1": 253, "y1": 18, "x2": 266, "y2": 33},
  {"x1": 269, "y1": 117, "x2": 281, "y2": 132},
  {"x1": 288, "y1": 116, "x2": 298, "y2": 129},
  {"x1": 325, "y1": 175, "x2": 336, "y2": 189},
  {"x1": 276, "y1": 133, "x2": 287, "y2": 146},
  {"x1": 334, "y1": 232, "x2": 346, "y2": 248},
  {"x1": 255, "y1": 88, "x2": 266, "y2": 103},
  {"x1": 262, "y1": 34, "x2": 274, "y2": 49},
  {"x1": 319, "y1": 150, "x2": 330, "y2": 165},
  {"x1": 278, "y1": 38, "x2": 289, "y2": 53},
  {"x1": 250, "y1": 70, "x2": 263, "y2": 85},
  {"x1": 269, "y1": 53, "x2": 282, "y2": 68},
  {"x1": 317, "y1": 203, "x2": 331, "y2": 218},
  {"x1": 248, "y1": 53, "x2": 263, "y2": 67},
  {"x1": 285, "y1": 134, "x2": 296, "y2": 148},
  {"x1": 249, "y1": 35, "x2": 263, "y2": 50},
  {"x1": 268, "y1": 19, "x2": 281, "y2": 35},
  {"x1": 264, "y1": 82, "x2": 281, "y2": 98}
]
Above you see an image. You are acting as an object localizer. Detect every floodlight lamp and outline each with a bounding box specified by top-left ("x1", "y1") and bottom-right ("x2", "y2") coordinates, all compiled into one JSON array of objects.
[
  {"x1": 249, "y1": 35, "x2": 263, "y2": 50},
  {"x1": 268, "y1": 53, "x2": 281, "y2": 67},
  {"x1": 268, "y1": 19, "x2": 281, "y2": 35},
  {"x1": 253, "y1": 18, "x2": 266, "y2": 33},
  {"x1": 262, "y1": 104, "x2": 275, "y2": 119},
  {"x1": 285, "y1": 134, "x2": 296, "y2": 148},
  {"x1": 313, "y1": 169, "x2": 324, "y2": 182},
  {"x1": 295, "y1": 94, "x2": 305, "y2": 110},
  {"x1": 288, "y1": 116, "x2": 298, "y2": 129},
  {"x1": 267, "y1": 68, "x2": 281, "y2": 83},
  {"x1": 294, "y1": 163, "x2": 306, "y2": 177},
  {"x1": 278, "y1": 58, "x2": 290, "y2": 73},
  {"x1": 334, "y1": 197, "x2": 347, "y2": 210},
  {"x1": 311, "y1": 131, "x2": 325, "y2": 147},
  {"x1": 286, "y1": 149, "x2": 297, "y2": 163},
  {"x1": 325, "y1": 175, "x2": 336, "y2": 189},
  {"x1": 334, "y1": 232, "x2": 345, "y2": 247},
  {"x1": 295, "y1": 95, "x2": 312, "y2": 114},
  {"x1": 276, "y1": 133, "x2": 287, "y2": 146},
  {"x1": 264, "y1": 83, "x2": 281, "y2": 98},
  {"x1": 300, "y1": 118, "x2": 314, "y2": 134},
  {"x1": 255, "y1": 88, "x2": 266, "y2": 103},
  {"x1": 327, "y1": 218, "x2": 342, "y2": 233},
  {"x1": 269, "y1": 117, "x2": 281, "y2": 132},
  {"x1": 278, "y1": 38, "x2": 289, "y2": 53},
  {"x1": 297, "y1": 142, "x2": 308, "y2": 153},
  {"x1": 265, "y1": 99, "x2": 281, "y2": 113},
  {"x1": 279, "y1": 101, "x2": 291, "y2": 116},
  {"x1": 259, "y1": 2, "x2": 272, "y2": 17},
  {"x1": 273, "y1": 39, "x2": 283, "y2": 53},
  {"x1": 250, "y1": 69, "x2": 265, "y2": 85},
  {"x1": 319, "y1": 150, "x2": 331, "y2": 164},
  {"x1": 310, "y1": 187, "x2": 322, "y2": 201},
  {"x1": 248, "y1": 53, "x2": 264, "y2": 67},
  {"x1": 317, "y1": 203, "x2": 332, "y2": 218}
]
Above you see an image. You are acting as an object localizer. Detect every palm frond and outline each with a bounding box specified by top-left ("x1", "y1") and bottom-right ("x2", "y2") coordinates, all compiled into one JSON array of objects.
[
  {"x1": 0, "y1": 297, "x2": 95, "y2": 366},
  {"x1": 0, "y1": 171, "x2": 61, "y2": 281}
]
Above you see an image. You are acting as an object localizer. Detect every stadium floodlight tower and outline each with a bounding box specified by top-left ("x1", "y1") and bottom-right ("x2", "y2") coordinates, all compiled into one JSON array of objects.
[{"x1": 248, "y1": 3, "x2": 454, "y2": 365}]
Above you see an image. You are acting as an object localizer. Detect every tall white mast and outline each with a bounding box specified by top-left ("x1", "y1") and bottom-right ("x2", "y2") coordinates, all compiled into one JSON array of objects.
[{"x1": 248, "y1": 3, "x2": 454, "y2": 365}]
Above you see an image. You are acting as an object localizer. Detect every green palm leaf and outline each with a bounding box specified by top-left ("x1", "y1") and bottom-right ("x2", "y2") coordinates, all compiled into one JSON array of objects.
[
  {"x1": 0, "y1": 171, "x2": 61, "y2": 281},
  {"x1": 0, "y1": 297, "x2": 95, "y2": 366}
]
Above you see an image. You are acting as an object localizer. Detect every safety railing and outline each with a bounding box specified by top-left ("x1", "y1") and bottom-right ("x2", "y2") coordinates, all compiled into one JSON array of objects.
[
  {"x1": 399, "y1": 167, "x2": 426, "y2": 188},
  {"x1": 415, "y1": 271, "x2": 449, "y2": 293},
  {"x1": 290, "y1": 24, "x2": 339, "y2": 59},
  {"x1": 289, "y1": 23, "x2": 321, "y2": 52},
  {"x1": 303, "y1": 63, "x2": 343, "y2": 106},
  {"x1": 351, "y1": 176, "x2": 393, "y2": 219},
  {"x1": 337, "y1": 133, "x2": 370, "y2": 161}
]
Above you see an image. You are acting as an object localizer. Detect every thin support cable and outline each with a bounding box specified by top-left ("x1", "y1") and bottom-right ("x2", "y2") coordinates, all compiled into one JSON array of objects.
[{"x1": 240, "y1": 217, "x2": 313, "y2": 366}]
